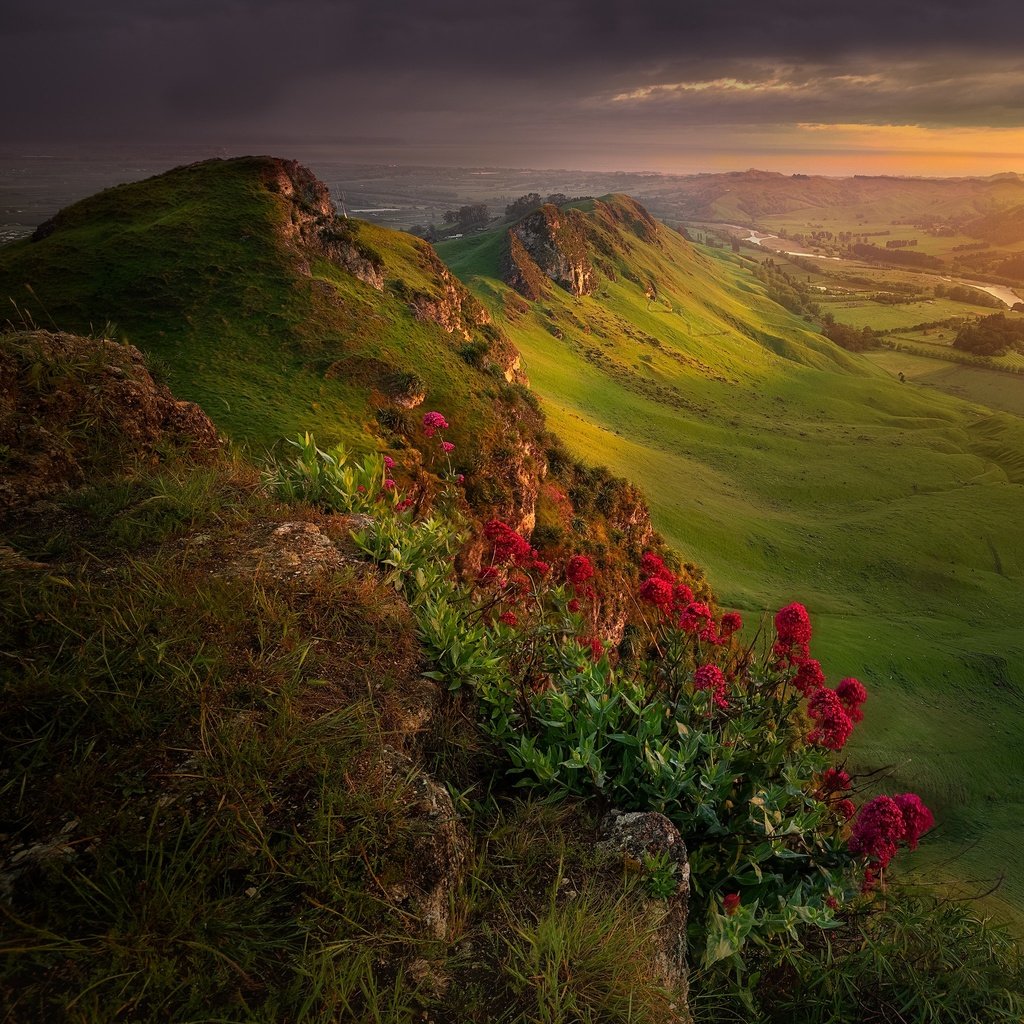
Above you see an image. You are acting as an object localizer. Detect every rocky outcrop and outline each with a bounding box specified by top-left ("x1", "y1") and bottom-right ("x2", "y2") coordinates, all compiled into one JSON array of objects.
[
  {"x1": 360, "y1": 747, "x2": 469, "y2": 939},
  {"x1": 0, "y1": 331, "x2": 220, "y2": 515},
  {"x1": 409, "y1": 247, "x2": 491, "y2": 342},
  {"x1": 263, "y1": 158, "x2": 385, "y2": 290},
  {"x1": 504, "y1": 205, "x2": 598, "y2": 299},
  {"x1": 594, "y1": 194, "x2": 662, "y2": 246},
  {"x1": 600, "y1": 809, "x2": 690, "y2": 1012},
  {"x1": 608, "y1": 481, "x2": 655, "y2": 551}
]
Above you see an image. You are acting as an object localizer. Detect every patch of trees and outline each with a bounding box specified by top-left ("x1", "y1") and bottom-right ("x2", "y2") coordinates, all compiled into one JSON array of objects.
[
  {"x1": 885, "y1": 238, "x2": 918, "y2": 249},
  {"x1": 754, "y1": 259, "x2": 820, "y2": 317},
  {"x1": 934, "y1": 283, "x2": 1002, "y2": 308},
  {"x1": 442, "y1": 203, "x2": 490, "y2": 231},
  {"x1": 953, "y1": 313, "x2": 1024, "y2": 356},
  {"x1": 820, "y1": 318, "x2": 879, "y2": 352},
  {"x1": 851, "y1": 243, "x2": 943, "y2": 269}
]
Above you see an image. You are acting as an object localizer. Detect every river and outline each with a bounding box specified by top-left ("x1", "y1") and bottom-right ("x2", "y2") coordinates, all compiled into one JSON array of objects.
[{"x1": 739, "y1": 228, "x2": 1023, "y2": 308}]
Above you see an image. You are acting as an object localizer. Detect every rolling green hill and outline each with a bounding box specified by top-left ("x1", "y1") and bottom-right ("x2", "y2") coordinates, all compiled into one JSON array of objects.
[
  {"x1": 440, "y1": 199, "x2": 1024, "y2": 922},
  {"x1": 639, "y1": 169, "x2": 1024, "y2": 227}
]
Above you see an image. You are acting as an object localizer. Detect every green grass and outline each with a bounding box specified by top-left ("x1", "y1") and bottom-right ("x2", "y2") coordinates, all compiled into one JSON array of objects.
[
  {"x1": 0, "y1": 157, "x2": 534, "y2": 464},
  {"x1": 441, "y1": 204, "x2": 1024, "y2": 927},
  {"x1": 864, "y1": 348, "x2": 1024, "y2": 417}
]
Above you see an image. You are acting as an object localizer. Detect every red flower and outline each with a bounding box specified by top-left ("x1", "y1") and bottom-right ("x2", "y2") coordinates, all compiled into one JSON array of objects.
[
  {"x1": 719, "y1": 611, "x2": 743, "y2": 636},
  {"x1": 672, "y1": 582, "x2": 694, "y2": 608},
  {"x1": 836, "y1": 677, "x2": 867, "y2": 722},
  {"x1": 498, "y1": 611, "x2": 518, "y2": 627},
  {"x1": 383, "y1": 455, "x2": 395, "y2": 470},
  {"x1": 700, "y1": 621, "x2": 723, "y2": 646},
  {"x1": 566, "y1": 554, "x2": 595, "y2": 586},
  {"x1": 584, "y1": 635, "x2": 604, "y2": 660},
  {"x1": 722, "y1": 892, "x2": 741, "y2": 916},
  {"x1": 792, "y1": 658, "x2": 825, "y2": 695},
  {"x1": 441, "y1": 440, "x2": 455, "y2": 452},
  {"x1": 640, "y1": 551, "x2": 674, "y2": 582},
  {"x1": 484, "y1": 520, "x2": 535, "y2": 568},
  {"x1": 382, "y1": 478, "x2": 396, "y2": 491},
  {"x1": 694, "y1": 663, "x2": 729, "y2": 709},
  {"x1": 837, "y1": 798, "x2": 856, "y2": 821},
  {"x1": 775, "y1": 602, "x2": 812, "y2": 646},
  {"x1": 821, "y1": 767, "x2": 851, "y2": 794},
  {"x1": 639, "y1": 576, "x2": 674, "y2": 608},
  {"x1": 849, "y1": 796, "x2": 906, "y2": 871},
  {"x1": 679, "y1": 601, "x2": 712, "y2": 634},
  {"x1": 893, "y1": 793, "x2": 934, "y2": 850},
  {"x1": 422, "y1": 411, "x2": 449, "y2": 438},
  {"x1": 807, "y1": 687, "x2": 854, "y2": 751},
  {"x1": 567, "y1": 598, "x2": 581, "y2": 613}
]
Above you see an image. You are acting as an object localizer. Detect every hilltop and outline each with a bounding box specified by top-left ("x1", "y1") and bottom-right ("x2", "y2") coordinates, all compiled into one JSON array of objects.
[{"x1": 0, "y1": 157, "x2": 683, "y2": 635}]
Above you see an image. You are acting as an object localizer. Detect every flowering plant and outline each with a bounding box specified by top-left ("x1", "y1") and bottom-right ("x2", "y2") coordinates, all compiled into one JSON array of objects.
[{"x1": 274, "y1": 427, "x2": 933, "y2": 969}]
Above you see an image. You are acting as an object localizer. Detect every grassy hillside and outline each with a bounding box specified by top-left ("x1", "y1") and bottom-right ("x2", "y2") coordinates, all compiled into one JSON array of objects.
[
  {"x1": 440, "y1": 200, "x2": 1024, "y2": 923},
  {"x1": 0, "y1": 156, "x2": 532, "y2": 460}
]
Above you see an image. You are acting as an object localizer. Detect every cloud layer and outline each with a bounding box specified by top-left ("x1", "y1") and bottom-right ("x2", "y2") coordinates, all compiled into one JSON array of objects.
[{"x1": 5, "y1": 0, "x2": 1024, "y2": 171}]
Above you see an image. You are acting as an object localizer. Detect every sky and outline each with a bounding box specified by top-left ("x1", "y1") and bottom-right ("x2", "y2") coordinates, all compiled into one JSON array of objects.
[{"x1": 4, "y1": 0, "x2": 1024, "y2": 176}]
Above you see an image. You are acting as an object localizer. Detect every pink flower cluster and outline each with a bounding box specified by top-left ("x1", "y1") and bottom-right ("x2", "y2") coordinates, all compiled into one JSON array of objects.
[
  {"x1": 483, "y1": 520, "x2": 550, "y2": 577},
  {"x1": 848, "y1": 793, "x2": 935, "y2": 883},
  {"x1": 774, "y1": 602, "x2": 812, "y2": 655},
  {"x1": 638, "y1": 551, "x2": 742, "y2": 646},
  {"x1": 694, "y1": 663, "x2": 729, "y2": 709},
  {"x1": 807, "y1": 687, "x2": 854, "y2": 751},
  {"x1": 566, "y1": 554, "x2": 594, "y2": 586},
  {"x1": 563, "y1": 553, "x2": 598, "y2": 615},
  {"x1": 422, "y1": 411, "x2": 449, "y2": 438},
  {"x1": 836, "y1": 677, "x2": 867, "y2": 723},
  {"x1": 771, "y1": 602, "x2": 868, "y2": 752}
]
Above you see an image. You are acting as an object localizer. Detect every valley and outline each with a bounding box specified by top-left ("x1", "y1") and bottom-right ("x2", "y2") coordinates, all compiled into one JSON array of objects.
[{"x1": 440, "y1": 203, "x2": 1024, "y2": 925}]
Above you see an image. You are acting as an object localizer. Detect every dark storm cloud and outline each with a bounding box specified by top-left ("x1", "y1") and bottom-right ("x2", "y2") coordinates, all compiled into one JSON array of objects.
[{"x1": 3, "y1": 0, "x2": 1024, "y2": 156}]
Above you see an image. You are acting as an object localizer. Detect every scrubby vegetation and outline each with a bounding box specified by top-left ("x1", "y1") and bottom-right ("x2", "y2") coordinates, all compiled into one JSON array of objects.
[
  {"x1": 264, "y1": 422, "x2": 1023, "y2": 1021},
  {"x1": 953, "y1": 312, "x2": 1024, "y2": 356}
]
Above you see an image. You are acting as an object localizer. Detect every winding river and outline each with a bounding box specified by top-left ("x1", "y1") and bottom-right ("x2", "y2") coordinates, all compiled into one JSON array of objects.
[{"x1": 738, "y1": 228, "x2": 1022, "y2": 308}]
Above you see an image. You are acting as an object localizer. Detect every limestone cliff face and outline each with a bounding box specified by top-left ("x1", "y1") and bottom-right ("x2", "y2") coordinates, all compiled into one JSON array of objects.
[
  {"x1": 263, "y1": 158, "x2": 385, "y2": 290},
  {"x1": 504, "y1": 205, "x2": 598, "y2": 299}
]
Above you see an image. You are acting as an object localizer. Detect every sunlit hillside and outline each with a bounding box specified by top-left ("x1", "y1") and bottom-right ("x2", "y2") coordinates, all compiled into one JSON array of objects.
[{"x1": 441, "y1": 199, "x2": 1024, "y2": 921}]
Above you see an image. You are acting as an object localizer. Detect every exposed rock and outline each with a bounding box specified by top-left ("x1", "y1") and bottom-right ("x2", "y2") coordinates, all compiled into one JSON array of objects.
[
  {"x1": 504, "y1": 205, "x2": 598, "y2": 299},
  {"x1": 236, "y1": 520, "x2": 356, "y2": 582},
  {"x1": 360, "y1": 747, "x2": 469, "y2": 939},
  {"x1": 219, "y1": 518, "x2": 440, "y2": 747},
  {"x1": 263, "y1": 158, "x2": 385, "y2": 290},
  {"x1": 0, "y1": 331, "x2": 220, "y2": 515},
  {"x1": 600, "y1": 809, "x2": 690, "y2": 1006},
  {"x1": 0, "y1": 819, "x2": 79, "y2": 901},
  {"x1": 608, "y1": 482, "x2": 655, "y2": 552},
  {"x1": 408, "y1": 251, "x2": 487, "y2": 342}
]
